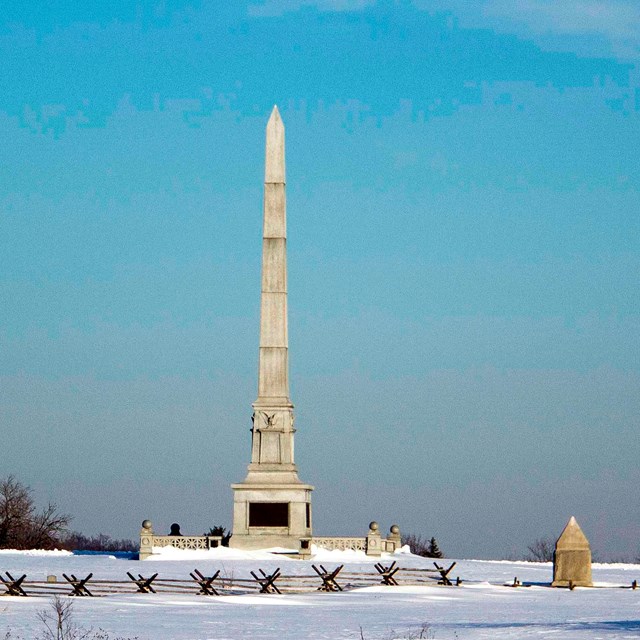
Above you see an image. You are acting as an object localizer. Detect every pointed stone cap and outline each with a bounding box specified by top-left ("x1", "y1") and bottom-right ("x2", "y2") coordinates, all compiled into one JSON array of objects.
[
  {"x1": 265, "y1": 105, "x2": 285, "y2": 184},
  {"x1": 556, "y1": 516, "x2": 591, "y2": 550}
]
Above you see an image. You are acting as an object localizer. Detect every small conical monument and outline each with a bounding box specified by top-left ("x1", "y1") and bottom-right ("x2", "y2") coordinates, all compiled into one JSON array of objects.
[
  {"x1": 551, "y1": 516, "x2": 593, "y2": 587},
  {"x1": 230, "y1": 106, "x2": 313, "y2": 551}
]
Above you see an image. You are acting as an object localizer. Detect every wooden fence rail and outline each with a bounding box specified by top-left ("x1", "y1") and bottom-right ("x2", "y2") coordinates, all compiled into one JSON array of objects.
[
  {"x1": 0, "y1": 565, "x2": 448, "y2": 598},
  {"x1": 5, "y1": 565, "x2": 638, "y2": 598}
]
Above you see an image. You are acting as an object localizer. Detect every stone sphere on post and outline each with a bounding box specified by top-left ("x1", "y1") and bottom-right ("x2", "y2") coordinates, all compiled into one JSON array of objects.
[
  {"x1": 388, "y1": 523, "x2": 402, "y2": 550},
  {"x1": 366, "y1": 521, "x2": 382, "y2": 557},
  {"x1": 139, "y1": 520, "x2": 154, "y2": 561}
]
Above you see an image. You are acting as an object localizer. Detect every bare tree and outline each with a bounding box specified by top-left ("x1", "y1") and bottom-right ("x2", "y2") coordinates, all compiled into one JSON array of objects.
[
  {"x1": 0, "y1": 476, "x2": 70, "y2": 550},
  {"x1": 36, "y1": 596, "x2": 83, "y2": 640},
  {"x1": 4, "y1": 596, "x2": 137, "y2": 640},
  {"x1": 0, "y1": 475, "x2": 33, "y2": 547},
  {"x1": 526, "y1": 536, "x2": 555, "y2": 562}
]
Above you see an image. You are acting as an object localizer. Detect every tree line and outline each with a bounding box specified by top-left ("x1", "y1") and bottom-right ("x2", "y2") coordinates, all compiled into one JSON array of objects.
[{"x1": 0, "y1": 476, "x2": 135, "y2": 551}]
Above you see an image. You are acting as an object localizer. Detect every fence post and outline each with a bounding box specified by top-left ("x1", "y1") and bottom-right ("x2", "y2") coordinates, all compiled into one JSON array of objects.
[
  {"x1": 365, "y1": 521, "x2": 382, "y2": 557},
  {"x1": 387, "y1": 524, "x2": 401, "y2": 552},
  {"x1": 139, "y1": 520, "x2": 154, "y2": 560},
  {"x1": 299, "y1": 538, "x2": 312, "y2": 559}
]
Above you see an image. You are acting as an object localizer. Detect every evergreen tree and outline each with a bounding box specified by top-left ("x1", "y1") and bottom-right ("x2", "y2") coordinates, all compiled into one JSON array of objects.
[
  {"x1": 204, "y1": 525, "x2": 232, "y2": 546},
  {"x1": 428, "y1": 537, "x2": 444, "y2": 558}
]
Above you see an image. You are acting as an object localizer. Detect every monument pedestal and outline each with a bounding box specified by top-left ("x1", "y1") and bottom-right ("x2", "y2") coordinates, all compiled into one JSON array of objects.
[{"x1": 231, "y1": 480, "x2": 313, "y2": 550}]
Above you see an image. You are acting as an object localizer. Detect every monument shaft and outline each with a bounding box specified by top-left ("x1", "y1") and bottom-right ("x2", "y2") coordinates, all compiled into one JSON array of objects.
[
  {"x1": 231, "y1": 107, "x2": 313, "y2": 551},
  {"x1": 258, "y1": 107, "x2": 290, "y2": 404},
  {"x1": 250, "y1": 106, "x2": 295, "y2": 470}
]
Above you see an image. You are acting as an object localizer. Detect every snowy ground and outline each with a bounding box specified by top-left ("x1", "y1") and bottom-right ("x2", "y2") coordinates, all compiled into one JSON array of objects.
[{"x1": 1, "y1": 548, "x2": 639, "y2": 639}]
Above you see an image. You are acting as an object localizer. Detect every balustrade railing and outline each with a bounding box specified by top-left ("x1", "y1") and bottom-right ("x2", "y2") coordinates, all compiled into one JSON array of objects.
[
  {"x1": 139, "y1": 519, "x2": 400, "y2": 560},
  {"x1": 150, "y1": 536, "x2": 222, "y2": 551},
  {"x1": 311, "y1": 536, "x2": 367, "y2": 552}
]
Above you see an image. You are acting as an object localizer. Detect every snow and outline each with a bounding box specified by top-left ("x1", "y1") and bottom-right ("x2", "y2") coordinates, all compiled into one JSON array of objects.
[
  {"x1": 0, "y1": 549, "x2": 73, "y2": 557},
  {"x1": 148, "y1": 545, "x2": 299, "y2": 561},
  {"x1": 308, "y1": 545, "x2": 392, "y2": 563},
  {"x1": 0, "y1": 550, "x2": 639, "y2": 639}
]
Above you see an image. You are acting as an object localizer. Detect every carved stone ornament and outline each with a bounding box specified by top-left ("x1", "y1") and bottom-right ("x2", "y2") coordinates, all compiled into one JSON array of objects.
[{"x1": 261, "y1": 412, "x2": 278, "y2": 429}]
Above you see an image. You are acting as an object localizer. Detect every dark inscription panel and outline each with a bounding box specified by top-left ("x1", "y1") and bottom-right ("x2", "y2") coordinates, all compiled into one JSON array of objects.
[{"x1": 249, "y1": 502, "x2": 289, "y2": 527}]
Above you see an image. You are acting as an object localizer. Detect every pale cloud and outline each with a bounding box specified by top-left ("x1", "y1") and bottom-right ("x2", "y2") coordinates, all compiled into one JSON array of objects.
[
  {"x1": 248, "y1": 0, "x2": 374, "y2": 18},
  {"x1": 485, "y1": 0, "x2": 640, "y2": 41},
  {"x1": 414, "y1": 0, "x2": 640, "y2": 59}
]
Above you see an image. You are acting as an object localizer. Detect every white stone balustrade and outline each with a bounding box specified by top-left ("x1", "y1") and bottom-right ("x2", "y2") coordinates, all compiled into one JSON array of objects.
[
  {"x1": 138, "y1": 520, "x2": 222, "y2": 559},
  {"x1": 311, "y1": 523, "x2": 402, "y2": 556},
  {"x1": 312, "y1": 537, "x2": 368, "y2": 552},
  {"x1": 151, "y1": 536, "x2": 223, "y2": 551}
]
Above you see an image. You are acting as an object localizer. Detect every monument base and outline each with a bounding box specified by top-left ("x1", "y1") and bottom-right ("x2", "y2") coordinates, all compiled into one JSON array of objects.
[
  {"x1": 230, "y1": 480, "x2": 313, "y2": 551},
  {"x1": 552, "y1": 549, "x2": 593, "y2": 587}
]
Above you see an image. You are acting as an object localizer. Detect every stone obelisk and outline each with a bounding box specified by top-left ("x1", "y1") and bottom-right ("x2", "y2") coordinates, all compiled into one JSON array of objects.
[
  {"x1": 231, "y1": 106, "x2": 313, "y2": 551},
  {"x1": 552, "y1": 516, "x2": 593, "y2": 587}
]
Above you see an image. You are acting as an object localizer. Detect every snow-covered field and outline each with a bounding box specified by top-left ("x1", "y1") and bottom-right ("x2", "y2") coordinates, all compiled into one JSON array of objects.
[{"x1": 1, "y1": 548, "x2": 639, "y2": 639}]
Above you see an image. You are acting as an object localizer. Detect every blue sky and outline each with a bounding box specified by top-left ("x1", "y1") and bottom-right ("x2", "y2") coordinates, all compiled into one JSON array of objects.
[{"x1": 1, "y1": 0, "x2": 638, "y2": 559}]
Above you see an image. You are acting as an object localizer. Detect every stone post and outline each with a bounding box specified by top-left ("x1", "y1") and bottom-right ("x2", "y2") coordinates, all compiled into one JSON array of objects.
[
  {"x1": 387, "y1": 524, "x2": 401, "y2": 552},
  {"x1": 365, "y1": 521, "x2": 382, "y2": 557},
  {"x1": 299, "y1": 537, "x2": 312, "y2": 560},
  {"x1": 139, "y1": 519, "x2": 154, "y2": 560}
]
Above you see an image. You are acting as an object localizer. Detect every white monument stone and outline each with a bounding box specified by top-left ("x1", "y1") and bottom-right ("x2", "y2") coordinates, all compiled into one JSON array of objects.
[
  {"x1": 230, "y1": 106, "x2": 313, "y2": 551},
  {"x1": 552, "y1": 515, "x2": 593, "y2": 587}
]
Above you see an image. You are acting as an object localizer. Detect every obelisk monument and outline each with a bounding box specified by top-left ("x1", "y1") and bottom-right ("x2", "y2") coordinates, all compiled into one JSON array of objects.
[
  {"x1": 552, "y1": 516, "x2": 593, "y2": 587},
  {"x1": 230, "y1": 106, "x2": 313, "y2": 550}
]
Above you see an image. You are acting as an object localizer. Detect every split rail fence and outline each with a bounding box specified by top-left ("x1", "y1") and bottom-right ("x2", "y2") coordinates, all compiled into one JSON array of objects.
[
  {"x1": 0, "y1": 563, "x2": 461, "y2": 598},
  {"x1": 3, "y1": 564, "x2": 636, "y2": 598}
]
